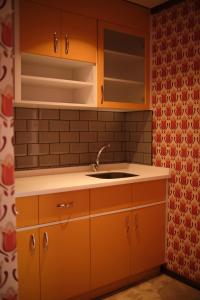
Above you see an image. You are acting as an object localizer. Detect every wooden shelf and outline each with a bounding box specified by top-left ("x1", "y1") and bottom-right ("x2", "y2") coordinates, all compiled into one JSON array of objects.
[
  {"x1": 104, "y1": 77, "x2": 144, "y2": 86},
  {"x1": 22, "y1": 53, "x2": 94, "y2": 69},
  {"x1": 15, "y1": 100, "x2": 96, "y2": 109},
  {"x1": 22, "y1": 75, "x2": 93, "y2": 89},
  {"x1": 105, "y1": 49, "x2": 144, "y2": 60}
]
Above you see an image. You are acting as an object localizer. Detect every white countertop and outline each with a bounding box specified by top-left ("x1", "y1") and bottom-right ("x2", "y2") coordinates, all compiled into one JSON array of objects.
[{"x1": 15, "y1": 163, "x2": 170, "y2": 197}]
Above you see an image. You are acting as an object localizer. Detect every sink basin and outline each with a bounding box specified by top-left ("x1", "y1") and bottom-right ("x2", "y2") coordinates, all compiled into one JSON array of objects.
[{"x1": 87, "y1": 171, "x2": 138, "y2": 179}]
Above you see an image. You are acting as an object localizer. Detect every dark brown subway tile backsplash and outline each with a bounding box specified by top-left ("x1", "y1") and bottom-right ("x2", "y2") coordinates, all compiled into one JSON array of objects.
[{"x1": 14, "y1": 108, "x2": 152, "y2": 170}]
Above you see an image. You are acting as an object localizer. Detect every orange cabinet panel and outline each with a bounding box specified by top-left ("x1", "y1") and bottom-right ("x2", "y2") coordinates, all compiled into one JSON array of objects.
[
  {"x1": 39, "y1": 189, "x2": 89, "y2": 224},
  {"x1": 17, "y1": 229, "x2": 40, "y2": 300},
  {"x1": 61, "y1": 11, "x2": 97, "y2": 63},
  {"x1": 90, "y1": 184, "x2": 132, "y2": 214},
  {"x1": 131, "y1": 203, "x2": 166, "y2": 275},
  {"x1": 91, "y1": 212, "x2": 131, "y2": 289},
  {"x1": 16, "y1": 196, "x2": 38, "y2": 228},
  {"x1": 98, "y1": 21, "x2": 150, "y2": 110},
  {"x1": 132, "y1": 180, "x2": 166, "y2": 207},
  {"x1": 40, "y1": 219, "x2": 90, "y2": 300},
  {"x1": 20, "y1": 0, "x2": 97, "y2": 63},
  {"x1": 20, "y1": 0, "x2": 60, "y2": 57}
]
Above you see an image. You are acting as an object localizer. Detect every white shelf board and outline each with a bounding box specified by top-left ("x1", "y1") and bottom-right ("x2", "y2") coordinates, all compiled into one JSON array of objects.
[
  {"x1": 104, "y1": 77, "x2": 144, "y2": 85},
  {"x1": 15, "y1": 100, "x2": 96, "y2": 109},
  {"x1": 105, "y1": 49, "x2": 144, "y2": 60},
  {"x1": 21, "y1": 75, "x2": 93, "y2": 89},
  {"x1": 22, "y1": 53, "x2": 95, "y2": 69}
]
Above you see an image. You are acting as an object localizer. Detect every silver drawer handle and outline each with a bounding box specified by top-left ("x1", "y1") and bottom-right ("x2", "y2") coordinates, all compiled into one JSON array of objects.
[
  {"x1": 57, "y1": 202, "x2": 74, "y2": 209},
  {"x1": 57, "y1": 203, "x2": 66, "y2": 208},
  {"x1": 30, "y1": 234, "x2": 36, "y2": 251},
  {"x1": 53, "y1": 32, "x2": 59, "y2": 53},
  {"x1": 43, "y1": 232, "x2": 48, "y2": 250},
  {"x1": 65, "y1": 33, "x2": 69, "y2": 54}
]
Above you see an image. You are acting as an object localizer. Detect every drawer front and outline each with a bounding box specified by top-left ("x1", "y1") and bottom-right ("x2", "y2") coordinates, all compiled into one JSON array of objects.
[
  {"x1": 39, "y1": 189, "x2": 89, "y2": 224},
  {"x1": 16, "y1": 196, "x2": 39, "y2": 228},
  {"x1": 90, "y1": 184, "x2": 132, "y2": 214},
  {"x1": 132, "y1": 180, "x2": 166, "y2": 207}
]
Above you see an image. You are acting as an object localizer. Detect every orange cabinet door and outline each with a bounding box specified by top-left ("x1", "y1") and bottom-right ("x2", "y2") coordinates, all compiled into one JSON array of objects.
[
  {"x1": 17, "y1": 229, "x2": 40, "y2": 300},
  {"x1": 20, "y1": 0, "x2": 60, "y2": 57},
  {"x1": 61, "y1": 11, "x2": 97, "y2": 63},
  {"x1": 16, "y1": 196, "x2": 38, "y2": 228},
  {"x1": 40, "y1": 219, "x2": 90, "y2": 300},
  {"x1": 39, "y1": 189, "x2": 89, "y2": 224},
  {"x1": 131, "y1": 203, "x2": 166, "y2": 275},
  {"x1": 91, "y1": 212, "x2": 131, "y2": 289},
  {"x1": 98, "y1": 21, "x2": 150, "y2": 110}
]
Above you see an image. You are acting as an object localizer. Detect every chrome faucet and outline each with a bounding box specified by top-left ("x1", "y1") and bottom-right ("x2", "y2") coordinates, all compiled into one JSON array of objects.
[{"x1": 92, "y1": 144, "x2": 110, "y2": 172}]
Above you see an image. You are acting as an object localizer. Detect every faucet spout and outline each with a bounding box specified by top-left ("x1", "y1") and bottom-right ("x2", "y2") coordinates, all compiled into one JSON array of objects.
[{"x1": 92, "y1": 144, "x2": 110, "y2": 172}]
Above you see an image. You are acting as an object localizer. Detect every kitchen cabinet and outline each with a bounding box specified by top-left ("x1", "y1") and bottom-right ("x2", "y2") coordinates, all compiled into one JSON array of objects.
[
  {"x1": 90, "y1": 184, "x2": 132, "y2": 214},
  {"x1": 40, "y1": 220, "x2": 90, "y2": 300},
  {"x1": 131, "y1": 180, "x2": 166, "y2": 275},
  {"x1": 91, "y1": 184, "x2": 132, "y2": 289},
  {"x1": 16, "y1": 179, "x2": 167, "y2": 299},
  {"x1": 20, "y1": 0, "x2": 97, "y2": 63},
  {"x1": 17, "y1": 229, "x2": 40, "y2": 300},
  {"x1": 131, "y1": 203, "x2": 165, "y2": 275},
  {"x1": 16, "y1": 190, "x2": 90, "y2": 300},
  {"x1": 98, "y1": 21, "x2": 150, "y2": 110},
  {"x1": 16, "y1": 0, "x2": 97, "y2": 108},
  {"x1": 91, "y1": 212, "x2": 131, "y2": 289},
  {"x1": 38, "y1": 189, "x2": 90, "y2": 223},
  {"x1": 16, "y1": 196, "x2": 40, "y2": 300},
  {"x1": 16, "y1": 195, "x2": 38, "y2": 227}
]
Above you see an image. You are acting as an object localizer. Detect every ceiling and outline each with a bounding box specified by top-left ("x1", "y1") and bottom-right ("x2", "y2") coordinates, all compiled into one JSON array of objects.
[{"x1": 126, "y1": 0, "x2": 169, "y2": 8}]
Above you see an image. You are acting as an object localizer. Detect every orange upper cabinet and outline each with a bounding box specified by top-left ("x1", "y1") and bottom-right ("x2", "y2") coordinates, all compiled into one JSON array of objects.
[
  {"x1": 98, "y1": 21, "x2": 150, "y2": 110},
  {"x1": 61, "y1": 11, "x2": 97, "y2": 63},
  {"x1": 20, "y1": 0, "x2": 97, "y2": 63},
  {"x1": 20, "y1": 0, "x2": 60, "y2": 57}
]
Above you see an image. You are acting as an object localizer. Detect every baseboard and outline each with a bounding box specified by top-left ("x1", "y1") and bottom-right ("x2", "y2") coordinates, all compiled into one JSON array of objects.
[{"x1": 161, "y1": 264, "x2": 200, "y2": 291}]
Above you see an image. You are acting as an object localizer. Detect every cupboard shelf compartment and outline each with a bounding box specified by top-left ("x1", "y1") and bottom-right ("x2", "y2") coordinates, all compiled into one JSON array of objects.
[
  {"x1": 104, "y1": 77, "x2": 144, "y2": 86},
  {"x1": 22, "y1": 75, "x2": 93, "y2": 89},
  {"x1": 105, "y1": 49, "x2": 144, "y2": 61}
]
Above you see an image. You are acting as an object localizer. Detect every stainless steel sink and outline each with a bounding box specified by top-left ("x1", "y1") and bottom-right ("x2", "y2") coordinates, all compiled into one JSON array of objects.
[{"x1": 87, "y1": 171, "x2": 138, "y2": 179}]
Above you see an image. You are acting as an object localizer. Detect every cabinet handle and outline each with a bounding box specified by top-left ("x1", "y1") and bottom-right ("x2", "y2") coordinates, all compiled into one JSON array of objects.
[
  {"x1": 53, "y1": 32, "x2": 59, "y2": 53},
  {"x1": 65, "y1": 33, "x2": 69, "y2": 54},
  {"x1": 125, "y1": 215, "x2": 130, "y2": 234},
  {"x1": 57, "y1": 202, "x2": 74, "y2": 209},
  {"x1": 101, "y1": 85, "x2": 104, "y2": 104},
  {"x1": 30, "y1": 234, "x2": 36, "y2": 251},
  {"x1": 57, "y1": 203, "x2": 66, "y2": 208},
  {"x1": 43, "y1": 232, "x2": 48, "y2": 250}
]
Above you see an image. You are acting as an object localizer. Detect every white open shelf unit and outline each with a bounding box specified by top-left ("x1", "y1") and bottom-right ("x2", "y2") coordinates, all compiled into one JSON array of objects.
[{"x1": 15, "y1": 53, "x2": 97, "y2": 108}]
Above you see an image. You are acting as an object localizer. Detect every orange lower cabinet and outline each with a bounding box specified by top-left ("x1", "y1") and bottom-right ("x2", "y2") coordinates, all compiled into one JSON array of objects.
[
  {"x1": 39, "y1": 219, "x2": 90, "y2": 300},
  {"x1": 17, "y1": 229, "x2": 40, "y2": 300},
  {"x1": 131, "y1": 203, "x2": 166, "y2": 275},
  {"x1": 91, "y1": 212, "x2": 131, "y2": 289}
]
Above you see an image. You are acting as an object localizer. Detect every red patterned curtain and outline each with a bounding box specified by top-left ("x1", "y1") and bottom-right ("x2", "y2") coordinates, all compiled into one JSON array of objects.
[
  {"x1": 152, "y1": 0, "x2": 200, "y2": 283},
  {"x1": 0, "y1": 0, "x2": 17, "y2": 298}
]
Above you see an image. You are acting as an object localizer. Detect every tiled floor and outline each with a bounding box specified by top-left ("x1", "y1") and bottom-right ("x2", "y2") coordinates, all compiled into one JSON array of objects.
[{"x1": 103, "y1": 274, "x2": 200, "y2": 300}]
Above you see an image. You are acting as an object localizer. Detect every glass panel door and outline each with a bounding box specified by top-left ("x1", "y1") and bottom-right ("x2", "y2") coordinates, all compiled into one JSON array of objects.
[{"x1": 103, "y1": 29, "x2": 145, "y2": 104}]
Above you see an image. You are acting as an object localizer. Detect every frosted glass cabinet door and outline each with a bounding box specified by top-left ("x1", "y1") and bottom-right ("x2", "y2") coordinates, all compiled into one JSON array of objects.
[{"x1": 98, "y1": 21, "x2": 150, "y2": 110}]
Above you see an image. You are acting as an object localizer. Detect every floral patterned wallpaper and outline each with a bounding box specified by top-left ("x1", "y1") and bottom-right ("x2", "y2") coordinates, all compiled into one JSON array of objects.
[
  {"x1": 152, "y1": 0, "x2": 200, "y2": 284},
  {"x1": 0, "y1": 0, "x2": 17, "y2": 298}
]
